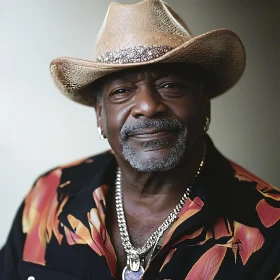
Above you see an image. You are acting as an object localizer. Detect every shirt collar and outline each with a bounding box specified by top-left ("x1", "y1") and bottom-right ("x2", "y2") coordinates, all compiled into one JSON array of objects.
[
  {"x1": 57, "y1": 151, "x2": 117, "y2": 197},
  {"x1": 56, "y1": 135, "x2": 260, "y2": 245}
]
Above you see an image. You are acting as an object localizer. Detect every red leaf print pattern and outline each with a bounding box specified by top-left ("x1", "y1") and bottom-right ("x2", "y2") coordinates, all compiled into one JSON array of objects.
[
  {"x1": 64, "y1": 226, "x2": 87, "y2": 246},
  {"x1": 88, "y1": 209, "x2": 117, "y2": 277},
  {"x1": 185, "y1": 246, "x2": 227, "y2": 280},
  {"x1": 22, "y1": 169, "x2": 62, "y2": 265},
  {"x1": 230, "y1": 160, "x2": 280, "y2": 201},
  {"x1": 67, "y1": 214, "x2": 103, "y2": 256},
  {"x1": 92, "y1": 185, "x2": 109, "y2": 242},
  {"x1": 162, "y1": 197, "x2": 204, "y2": 247},
  {"x1": 63, "y1": 185, "x2": 117, "y2": 277},
  {"x1": 256, "y1": 184, "x2": 280, "y2": 201},
  {"x1": 173, "y1": 227, "x2": 204, "y2": 246},
  {"x1": 46, "y1": 194, "x2": 69, "y2": 245},
  {"x1": 90, "y1": 185, "x2": 117, "y2": 277},
  {"x1": 230, "y1": 160, "x2": 268, "y2": 185},
  {"x1": 202, "y1": 217, "x2": 233, "y2": 246},
  {"x1": 256, "y1": 199, "x2": 280, "y2": 228},
  {"x1": 233, "y1": 222, "x2": 264, "y2": 265},
  {"x1": 159, "y1": 227, "x2": 206, "y2": 271}
]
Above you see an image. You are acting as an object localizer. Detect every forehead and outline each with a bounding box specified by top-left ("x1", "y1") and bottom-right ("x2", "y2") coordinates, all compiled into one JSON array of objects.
[{"x1": 98, "y1": 63, "x2": 205, "y2": 86}]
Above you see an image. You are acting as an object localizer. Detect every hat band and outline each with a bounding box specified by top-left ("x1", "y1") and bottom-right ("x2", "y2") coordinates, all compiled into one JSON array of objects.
[{"x1": 95, "y1": 45, "x2": 173, "y2": 64}]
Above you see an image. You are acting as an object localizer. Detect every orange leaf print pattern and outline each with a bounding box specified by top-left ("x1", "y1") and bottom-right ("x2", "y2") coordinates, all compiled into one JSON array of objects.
[
  {"x1": 203, "y1": 217, "x2": 232, "y2": 245},
  {"x1": 90, "y1": 186, "x2": 117, "y2": 277},
  {"x1": 92, "y1": 185, "x2": 109, "y2": 242},
  {"x1": 230, "y1": 160, "x2": 268, "y2": 185},
  {"x1": 211, "y1": 217, "x2": 232, "y2": 240},
  {"x1": 162, "y1": 197, "x2": 204, "y2": 247},
  {"x1": 233, "y1": 222, "x2": 264, "y2": 265},
  {"x1": 64, "y1": 186, "x2": 117, "y2": 278},
  {"x1": 256, "y1": 199, "x2": 280, "y2": 228},
  {"x1": 255, "y1": 184, "x2": 280, "y2": 201},
  {"x1": 185, "y1": 246, "x2": 227, "y2": 280},
  {"x1": 46, "y1": 195, "x2": 69, "y2": 245},
  {"x1": 22, "y1": 169, "x2": 62, "y2": 265},
  {"x1": 67, "y1": 214, "x2": 103, "y2": 256},
  {"x1": 174, "y1": 227, "x2": 204, "y2": 246},
  {"x1": 88, "y1": 209, "x2": 117, "y2": 277},
  {"x1": 64, "y1": 225, "x2": 87, "y2": 246},
  {"x1": 159, "y1": 248, "x2": 177, "y2": 273},
  {"x1": 230, "y1": 160, "x2": 280, "y2": 201}
]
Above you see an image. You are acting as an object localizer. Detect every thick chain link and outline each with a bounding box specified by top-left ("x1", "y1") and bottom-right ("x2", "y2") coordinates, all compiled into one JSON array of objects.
[{"x1": 115, "y1": 149, "x2": 205, "y2": 257}]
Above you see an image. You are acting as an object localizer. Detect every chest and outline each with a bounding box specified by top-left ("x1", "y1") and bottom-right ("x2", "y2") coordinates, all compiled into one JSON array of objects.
[{"x1": 106, "y1": 204, "x2": 167, "y2": 279}]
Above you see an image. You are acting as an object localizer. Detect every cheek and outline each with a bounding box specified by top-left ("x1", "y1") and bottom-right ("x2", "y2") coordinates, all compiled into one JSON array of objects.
[
  {"x1": 170, "y1": 97, "x2": 205, "y2": 144},
  {"x1": 170, "y1": 96, "x2": 201, "y2": 124},
  {"x1": 102, "y1": 103, "x2": 131, "y2": 146}
]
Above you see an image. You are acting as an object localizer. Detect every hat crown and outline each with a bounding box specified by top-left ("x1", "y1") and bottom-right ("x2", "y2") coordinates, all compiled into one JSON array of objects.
[{"x1": 93, "y1": 0, "x2": 192, "y2": 60}]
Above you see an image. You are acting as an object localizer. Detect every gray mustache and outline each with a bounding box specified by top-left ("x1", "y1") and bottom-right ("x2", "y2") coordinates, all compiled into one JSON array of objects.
[{"x1": 120, "y1": 118, "x2": 184, "y2": 140}]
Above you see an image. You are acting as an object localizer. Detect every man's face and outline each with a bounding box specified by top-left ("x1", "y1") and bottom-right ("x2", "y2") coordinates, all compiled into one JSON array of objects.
[{"x1": 95, "y1": 63, "x2": 209, "y2": 172}]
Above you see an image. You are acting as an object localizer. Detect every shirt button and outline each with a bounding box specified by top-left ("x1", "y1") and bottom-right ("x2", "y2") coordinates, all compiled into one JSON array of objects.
[{"x1": 28, "y1": 277, "x2": 35, "y2": 280}]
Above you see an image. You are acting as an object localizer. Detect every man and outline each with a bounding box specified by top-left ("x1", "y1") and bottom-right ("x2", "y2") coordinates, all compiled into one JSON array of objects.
[{"x1": 0, "y1": 0, "x2": 279, "y2": 279}]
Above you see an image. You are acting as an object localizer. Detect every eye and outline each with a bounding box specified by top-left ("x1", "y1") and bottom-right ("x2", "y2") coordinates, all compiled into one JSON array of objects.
[
  {"x1": 157, "y1": 81, "x2": 190, "y2": 98},
  {"x1": 162, "y1": 83, "x2": 178, "y2": 89},
  {"x1": 110, "y1": 88, "x2": 129, "y2": 95},
  {"x1": 108, "y1": 87, "x2": 135, "y2": 102}
]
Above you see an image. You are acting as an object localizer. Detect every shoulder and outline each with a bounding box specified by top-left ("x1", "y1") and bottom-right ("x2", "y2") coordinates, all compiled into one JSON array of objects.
[
  {"x1": 228, "y1": 160, "x2": 280, "y2": 230},
  {"x1": 229, "y1": 159, "x2": 280, "y2": 202},
  {"x1": 30, "y1": 150, "x2": 114, "y2": 188},
  {"x1": 23, "y1": 150, "x2": 115, "y2": 219},
  {"x1": 21, "y1": 150, "x2": 115, "y2": 264},
  {"x1": 205, "y1": 158, "x2": 280, "y2": 273}
]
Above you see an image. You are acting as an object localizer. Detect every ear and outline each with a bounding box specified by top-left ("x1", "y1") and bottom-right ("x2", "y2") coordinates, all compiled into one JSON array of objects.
[
  {"x1": 204, "y1": 97, "x2": 211, "y2": 122},
  {"x1": 94, "y1": 99, "x2": 105, "y2": 134}
]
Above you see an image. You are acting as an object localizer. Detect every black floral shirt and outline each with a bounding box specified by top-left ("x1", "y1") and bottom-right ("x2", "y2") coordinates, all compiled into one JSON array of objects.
[{"x1": 0, "y1": 136, "x2": 279, "y2": 280}]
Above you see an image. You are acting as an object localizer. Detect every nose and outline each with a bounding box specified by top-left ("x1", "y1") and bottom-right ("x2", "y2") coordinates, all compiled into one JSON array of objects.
[{"x1": 131, "y1": 86, "x2": 168, "y2": 118}]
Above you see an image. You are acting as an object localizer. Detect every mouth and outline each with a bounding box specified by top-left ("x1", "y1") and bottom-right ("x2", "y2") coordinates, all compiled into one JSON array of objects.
[{"x1": 128, "y1": 128, "x2": 176, "y2": 141}]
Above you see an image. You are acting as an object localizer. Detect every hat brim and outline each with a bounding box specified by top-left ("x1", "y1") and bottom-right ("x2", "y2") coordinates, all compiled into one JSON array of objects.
[{"x1": 50, "y1": 28, "x2": 245, "y2": 106}]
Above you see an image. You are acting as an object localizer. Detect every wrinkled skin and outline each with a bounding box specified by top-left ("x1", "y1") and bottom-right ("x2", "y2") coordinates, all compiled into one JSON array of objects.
[
  {"x1": 95, "y1": 63, "x2": 210, "y2": 175},
  {"x1": 93, "y1": 63, "x2": 211, "y2": 278}
]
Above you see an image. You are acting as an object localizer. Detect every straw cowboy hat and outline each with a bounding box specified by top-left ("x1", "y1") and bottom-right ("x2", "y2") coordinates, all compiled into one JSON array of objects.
[{"x1": 50, "y1": 0, "x2": 246, "y2": 106}]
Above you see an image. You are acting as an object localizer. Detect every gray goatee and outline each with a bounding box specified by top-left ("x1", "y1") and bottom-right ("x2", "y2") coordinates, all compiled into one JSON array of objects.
[{"x1": 120, "y1": 118, "x2": 187, "y2": 172}]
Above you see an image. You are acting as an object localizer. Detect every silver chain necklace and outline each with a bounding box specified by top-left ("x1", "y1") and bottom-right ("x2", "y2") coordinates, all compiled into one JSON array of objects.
[{"x1": 115, "y1": 150, "x2": 205, "y2": 280}]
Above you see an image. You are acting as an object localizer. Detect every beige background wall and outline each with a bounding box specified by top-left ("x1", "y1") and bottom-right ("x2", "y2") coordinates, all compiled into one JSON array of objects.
[{"x1": 0, "y1": 0, "x2": 279, "y2": 247}]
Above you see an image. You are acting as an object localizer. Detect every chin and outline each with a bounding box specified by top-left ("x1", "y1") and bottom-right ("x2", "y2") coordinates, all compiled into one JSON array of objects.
[
  {"x1": 125, "y1": 147, "x2": 186, "y2": 173},
  {"x1": 122, "y1": 127, "x2": 188, "y2": 172}
]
